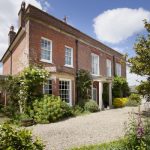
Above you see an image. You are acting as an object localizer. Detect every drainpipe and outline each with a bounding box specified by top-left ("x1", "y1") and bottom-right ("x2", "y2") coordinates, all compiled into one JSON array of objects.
[
  {"x1": 10, "y1": 51, "x2": 12, "y2": 75},
  {"x1": 113, "y1": 56, "x2": 116, "y2": 77},
  {"x1": 75, "y1": 39, "x2": 79, "y2": 104}
]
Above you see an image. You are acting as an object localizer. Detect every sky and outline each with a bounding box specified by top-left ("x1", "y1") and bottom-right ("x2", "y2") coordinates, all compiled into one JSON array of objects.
[{"x1": 0, "y1": 0, "x2": 150, "y2": 85}]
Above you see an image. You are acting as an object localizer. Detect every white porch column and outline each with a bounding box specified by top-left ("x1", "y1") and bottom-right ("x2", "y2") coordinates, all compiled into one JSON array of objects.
[
  {"x1": 109, "y1": 82, "x2": 112, "y2": 108},
  {"x1": 99, "y1": 82, "x2": 103, "y2": 110}
]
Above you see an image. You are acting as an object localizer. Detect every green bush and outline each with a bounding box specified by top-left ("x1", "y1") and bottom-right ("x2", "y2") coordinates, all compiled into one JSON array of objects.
[
  {"x1": 31, "y1": 95, "x2": 73, "y2": 123},
  {"x1": 73, "y1": 105, "x2": 84, "y2": 116},
  {"x1": 112, "y1": 76, "x2": 130, "y2": 98},
  {"x1": 84, "y1": 100, "x2": 99, "y2": 112},
  {"x1": 113, "y1": 98, "x2": 128, "y2": 108},
  {"x1": 0, "y1": 123, "x2": 44, "y2": 150}
]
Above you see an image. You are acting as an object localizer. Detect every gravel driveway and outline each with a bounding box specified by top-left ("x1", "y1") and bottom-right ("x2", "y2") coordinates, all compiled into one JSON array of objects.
[{"x1": 30, "y1": 106, "x2": 141, "y2": 150}]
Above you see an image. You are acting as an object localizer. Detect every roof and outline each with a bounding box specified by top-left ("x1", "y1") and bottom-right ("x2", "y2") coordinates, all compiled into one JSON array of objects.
[
  {"x1": 1, "y1": 4, "x2": 124, "y2": 63},
  {"x1": 26, "y1": 4, "x2": 124, "y2": 57}
]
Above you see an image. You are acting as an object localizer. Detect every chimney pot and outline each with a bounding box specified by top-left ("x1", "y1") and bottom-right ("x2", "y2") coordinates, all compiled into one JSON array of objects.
[
  {"x1": 18, "y1": 1, "x2": 26, "y2": 28},
  {"x1": 8, "y1": 25, "x2": 16, "y2": 45},
  {"x1": 21, "y1": 1, "x2": 26, "y2": 10},
  {"x1": 10, "y1": 25, "x2": 14, "y2": 31}
]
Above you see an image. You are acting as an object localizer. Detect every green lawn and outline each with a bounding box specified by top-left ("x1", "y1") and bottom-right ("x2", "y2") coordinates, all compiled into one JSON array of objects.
[{"x1": 71, "y1": 138, "x2": 127, "y2": 150}]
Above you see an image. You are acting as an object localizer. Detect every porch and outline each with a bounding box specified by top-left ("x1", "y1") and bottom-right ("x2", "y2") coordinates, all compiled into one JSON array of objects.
[{"x1": 91, "y1": 76, "x2": 112, "y2": 110}]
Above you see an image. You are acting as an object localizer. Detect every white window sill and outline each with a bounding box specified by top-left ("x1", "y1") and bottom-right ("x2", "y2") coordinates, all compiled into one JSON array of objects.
[
  {"x1": 91, "y1": 74, "x2": 100, "y2": 76},
  {"x1": 40, "y1": 59, "x2": 52, "y2": 64},
  {"x1": 64, "y1": 64, "x2": 74, "y2": 68}
]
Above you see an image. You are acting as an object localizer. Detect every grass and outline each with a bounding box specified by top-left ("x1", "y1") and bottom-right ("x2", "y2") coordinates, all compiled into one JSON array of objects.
[{"x1": 71, "y1": 138, "x2": 127, "y2": 150}]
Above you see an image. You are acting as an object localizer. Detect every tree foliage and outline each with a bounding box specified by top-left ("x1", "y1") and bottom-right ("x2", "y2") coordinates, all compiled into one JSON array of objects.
[
  {"x1": 0, "y1": 66, "x2": 49, "y2": 114},
  {"x1": 129, "y1": 20, "x2": 150, "y2": 101},
  {"x1": 76, "y1": 69, "x2": 92, "y2": 101},
  {"x1": 112, "y1": 76, "x2": 130, "y2": 98},
  {"x1": 129, "y1": 21, "x2": 150, "y2": 76}
]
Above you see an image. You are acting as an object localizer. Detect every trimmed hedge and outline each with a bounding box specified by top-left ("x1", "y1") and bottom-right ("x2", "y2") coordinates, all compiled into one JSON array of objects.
[{"x1": 113, "y1": 98, "x2": 128, "y2": 108}]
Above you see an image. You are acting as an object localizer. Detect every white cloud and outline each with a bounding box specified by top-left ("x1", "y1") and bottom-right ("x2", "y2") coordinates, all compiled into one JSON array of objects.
[
  {"x1": 127, "y1": 66, "x2": 147, "y2": 86},
  {"x1": 0, "y1": 0, "x2": 45, "y2": 74},
  {"x1": 93, "y1": 8, "x2": 150, "y2": 44}
]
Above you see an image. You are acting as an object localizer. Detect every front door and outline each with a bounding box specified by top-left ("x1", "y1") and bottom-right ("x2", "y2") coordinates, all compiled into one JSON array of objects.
[{"x1": 92, "y1": 88, "x2": 97, "y2": 101}]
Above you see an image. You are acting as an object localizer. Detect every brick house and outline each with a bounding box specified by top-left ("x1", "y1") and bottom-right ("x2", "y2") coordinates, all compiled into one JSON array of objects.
[{"x1": 1, "y1": 2, "x2": 126, "y2": 109}]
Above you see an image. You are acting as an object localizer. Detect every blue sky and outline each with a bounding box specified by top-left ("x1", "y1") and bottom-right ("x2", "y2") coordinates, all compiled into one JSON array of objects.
[
  {"x1": 0, "y1": 0, "x2": 150, "y2": 85},
  {"x1": 41, "y1": 0, "x2": 150, "y2": 56}
]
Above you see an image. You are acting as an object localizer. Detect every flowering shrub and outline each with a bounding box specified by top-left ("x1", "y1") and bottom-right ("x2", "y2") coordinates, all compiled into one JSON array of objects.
[
  {"x1": 18, "y1": 66, "x2": 49, "y2": 113},
  {"x1": 113, "y1": 98, "x2": 128, "y2": 108},
  {"x1": 125, "y1": 111, "x2": 150, "y2": 150}
]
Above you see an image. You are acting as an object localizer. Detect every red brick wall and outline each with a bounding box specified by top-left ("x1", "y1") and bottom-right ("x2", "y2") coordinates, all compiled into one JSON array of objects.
[
  {"x1": 3, "y1": 33, "x2": 29, "y2": 75},
  {"x1": 29, "y1": 20, "x2": 76, "y2": 75},
  {"x1": 3, "y1": 56, "x2": 11, "y2": 75}
]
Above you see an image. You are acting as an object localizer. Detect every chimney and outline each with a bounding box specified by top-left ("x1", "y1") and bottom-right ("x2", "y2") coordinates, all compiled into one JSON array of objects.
[
  {"x1": 63, "y1": 16, "x2": 68, "y2": 23},
  {"x1": 18, "y1": 1, "x2": 26, "y2": 28},
  {"x1": 8, "y1": 26, "x2": 16, "y2": 45}
]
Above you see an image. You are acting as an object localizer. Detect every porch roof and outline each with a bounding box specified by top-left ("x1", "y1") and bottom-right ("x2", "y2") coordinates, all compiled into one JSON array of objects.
[{"x1": 92, "y1": 75, "x2": 112, "y2": 83}]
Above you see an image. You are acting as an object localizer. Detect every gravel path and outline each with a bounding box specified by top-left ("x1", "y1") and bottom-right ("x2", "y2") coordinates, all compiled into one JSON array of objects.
[{"x1": 30, "y1": 106, "x2": 141, "y2": 150}]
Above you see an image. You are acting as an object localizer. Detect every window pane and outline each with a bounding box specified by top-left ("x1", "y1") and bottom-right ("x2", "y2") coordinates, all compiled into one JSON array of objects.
[
  {"x1": 59, "y1": 80, "x2": 70, "y2": 103},
  {"x1": 43, "y1": 80, "x2": 52, "y2": 94},
  {"x1": 65, "y1": 47, "x2": 73, "y2": 66},
  {"x1": 106, "y1": 59, "x2": 111, "y2": 77},
  {"x1": 91, "y1": 54, "x2": 99, "y2": 75},
  {"x1": 41, "y1": 38, "x2": 52, "y2": 61},
  {"x1": 116, "y1": 63, "x2": 121, "y2": 76}
]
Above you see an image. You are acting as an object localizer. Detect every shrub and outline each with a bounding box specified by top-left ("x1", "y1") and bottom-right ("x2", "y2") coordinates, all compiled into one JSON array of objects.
[
  {"x1": 84, "y1": 100, "x2": 99, "y2": 112},
  {"x1": 73, "y1": 105, "x2": 84, "y2": 116},
  {"x1": 124, "y1": 112, "x2": 150, "y2": 149},
  {"x1": 130, "y1": 93, "x2": 141, "y2": 103},
  {"x1": 126, "y1": 94, "x2": 141, "y2": 107},
  {"x1": 31, "y1": 95, "x2": 73, "y2": 123},
  {"x1": 113, "y1": 98, "x2": 128, "y2": 108},
  {"x1": 0, "y1": 123, "x2": 44, "y2": 150}
]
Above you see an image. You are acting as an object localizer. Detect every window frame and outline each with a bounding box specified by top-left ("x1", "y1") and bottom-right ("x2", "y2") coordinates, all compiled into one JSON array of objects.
[
  {"x1": 91, "y1": 53, "x2": 100, "y2": 76},
  {"x1": 59, "y1": 78, "x2": 72, "y2": 106},
  {"x1": 106, "y1": 59, "x2": 112, "y2": 77},
  {"x1": 43, "y1": 79, "x2": 53, "y2": 95},
  {"x1": 40, "y1": 37, "x2": 52, "y2": 63},
  {"x1": 116, "y1": 63, "x2": 121, "y2": 76},
  {"x1": 64, "y1": 46, "x2": 73, "y2": 68}
]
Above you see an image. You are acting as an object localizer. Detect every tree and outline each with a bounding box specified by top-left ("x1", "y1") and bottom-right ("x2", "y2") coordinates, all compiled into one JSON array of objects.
[
  {"x1": 129, "y1": 20, "x2": 150, "y2": 101},
  {"x1": 0, "y1": 66, "x2": 49, "y2": 114},
  {"x1": 76, "y1": 69, "x2": 92, "y2": 103},
  {"x1": 112, "y1": 76, "x2": 130, "y2": 98}
]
